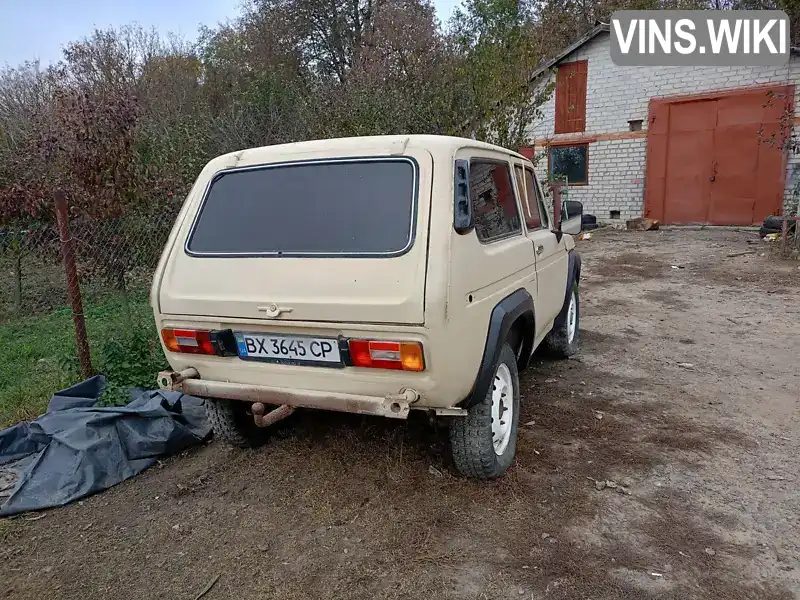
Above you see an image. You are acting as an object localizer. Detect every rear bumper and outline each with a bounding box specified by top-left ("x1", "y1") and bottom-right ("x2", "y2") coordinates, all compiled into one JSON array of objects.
[{"x1": 159, "y1": 368, "x2": 419, "y2": 419}]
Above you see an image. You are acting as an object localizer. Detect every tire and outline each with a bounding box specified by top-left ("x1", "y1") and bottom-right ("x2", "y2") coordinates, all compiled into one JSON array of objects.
[
  {"x1": 545, "y1": 280, "x2": 580, "y2": 358},
  {"x1": 763, "y1": 215, "x2": 784, "y2": 230},
  {"x1": 205, "y1": 398, "x2": 269, "y2": 448},
  {"x1": 760, "y1": 221, "x2": 795, "y2": 238},
  {"x1": 760, "y1": 225, "x2": 780, "y2": 238},
  {"x1": 449, "y1": 343, "x2": 521, "y2": 480},
  {"x1": 582, "y1": 214, "x2": 597, "y2": 226}
]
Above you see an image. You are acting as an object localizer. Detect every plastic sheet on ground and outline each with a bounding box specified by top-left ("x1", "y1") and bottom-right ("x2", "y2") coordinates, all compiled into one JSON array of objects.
[{"x1": 0, "y1": 376, "x2": 210, "y2": 516}]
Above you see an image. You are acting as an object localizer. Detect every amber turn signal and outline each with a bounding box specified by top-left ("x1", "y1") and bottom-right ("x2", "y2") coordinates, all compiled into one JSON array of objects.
[{"x1": 348, "y1": 339, "x2": 425, "y2": 371}]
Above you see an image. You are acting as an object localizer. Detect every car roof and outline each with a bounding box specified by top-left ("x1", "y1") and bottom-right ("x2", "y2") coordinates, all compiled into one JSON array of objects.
[{"x1": 206, "y1": 135, "x2": 528, "y2": 172}]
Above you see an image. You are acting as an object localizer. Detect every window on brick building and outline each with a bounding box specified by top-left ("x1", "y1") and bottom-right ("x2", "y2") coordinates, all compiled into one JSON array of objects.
[
  {"x1": 468, "y1": 161, "x2": 521, "y2": 243},
  {"x1": 549, "y1": 144, "x2": 588, "y2": 185},
  {"x1": 554, "y1": 60, "x2": 588, "y2": 134}
]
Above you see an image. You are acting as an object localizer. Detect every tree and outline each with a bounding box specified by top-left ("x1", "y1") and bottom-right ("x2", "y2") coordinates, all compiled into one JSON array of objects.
[
  {"x1": 447, "y1": 0, "x2": 553, "y2": 147},
  {"x1": 246, "y1": 0, "x2": 377, "y2": 82},
  {"x1": 0, "y1": 63, "x2": 61, "y2": 313}
]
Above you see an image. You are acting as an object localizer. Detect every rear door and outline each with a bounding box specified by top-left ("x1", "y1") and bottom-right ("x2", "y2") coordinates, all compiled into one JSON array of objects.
[
  {"x1": 449, "y1": 155, "x2": 537, "y2": 318},
  {"x1": 516, "y1": 166, "x2": 568, "y2": 335},
  {"x1": 159, "y1": 152, "x2": 432, "y2": 324}
]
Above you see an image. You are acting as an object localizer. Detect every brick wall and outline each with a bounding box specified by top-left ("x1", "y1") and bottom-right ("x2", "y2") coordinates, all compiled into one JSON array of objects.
[
  {"x1": 784, "y1": 59, "x2": 800, "y2": 216},
  {"x1": 533, "y1": 138, "x2": 646, "y2": 221},
  {"x1": 469, "y1": 162, "x2": 497, "y2": 202},
  {"x1": 527, "y1": 31, "x2": 800, "y2": 222}
]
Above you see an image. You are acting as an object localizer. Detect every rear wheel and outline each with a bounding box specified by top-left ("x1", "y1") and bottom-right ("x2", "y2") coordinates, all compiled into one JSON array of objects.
[
  {"x1": 205, "y1": 398, "x2": 269, "y2": 448},
  {"x1": 545, "y1": 281, "x2": 580, "y2": 358},
  {"x1": 449, "y1": 343, "x2": 520, "y2": 480}
]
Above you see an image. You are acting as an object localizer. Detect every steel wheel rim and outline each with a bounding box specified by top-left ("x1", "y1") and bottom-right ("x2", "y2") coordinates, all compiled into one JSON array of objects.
[
  {"x1": 567, "y1": 290, "x2": 577, "y2": 344},
  {"x1": 491, "y1": 363, "x2": 514, "y2": 455}
]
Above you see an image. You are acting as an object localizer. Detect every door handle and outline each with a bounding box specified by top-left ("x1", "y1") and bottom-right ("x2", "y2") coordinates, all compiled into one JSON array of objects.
[{"x1": 536, "y1": 245, "x2": 544, "y2": 255}]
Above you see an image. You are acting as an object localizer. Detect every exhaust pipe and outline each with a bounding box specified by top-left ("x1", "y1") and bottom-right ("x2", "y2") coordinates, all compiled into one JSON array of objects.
[
  {"x1": 158, "y1": 367, "x2": 199, "y2": 391},
  {"x1": 251, "y1": 402, "x2": 295, "y2": 428}
]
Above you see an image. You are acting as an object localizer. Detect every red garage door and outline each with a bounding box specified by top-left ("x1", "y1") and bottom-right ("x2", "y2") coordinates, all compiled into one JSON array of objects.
[{"x1": 644, "y1": 85, "x2": 794, "y2": 225}]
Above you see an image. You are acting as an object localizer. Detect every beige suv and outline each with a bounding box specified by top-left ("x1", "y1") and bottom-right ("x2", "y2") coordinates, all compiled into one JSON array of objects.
[{"x1": 152, "y1": 135, "x2": 582, "y2": 479}]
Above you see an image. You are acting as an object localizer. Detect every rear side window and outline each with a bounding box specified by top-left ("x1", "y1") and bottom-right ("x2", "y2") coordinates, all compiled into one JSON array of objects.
[
  {"x1": 522, "y1": 168, "x2": 543, "y2": 229},
  {"x1": 186, "y1": 158, "x2": 417, "y2": 256},
  {"x1": 468, "y1": 161, "x2": 521, "y2": 243}
]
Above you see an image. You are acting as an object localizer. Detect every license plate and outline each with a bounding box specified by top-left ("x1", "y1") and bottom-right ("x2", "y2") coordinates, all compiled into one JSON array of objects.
[{"x1": 234, "y1": 332, "x2": 342, "y2": 365}]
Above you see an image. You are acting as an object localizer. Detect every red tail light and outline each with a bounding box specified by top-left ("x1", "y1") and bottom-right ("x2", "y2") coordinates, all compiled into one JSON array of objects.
[
  {"x1": 348, "y1": 340, "x2": 424, "y2": 371},
  {"x1": 161, "y1": 328, "x2": 217, "y2": 355}
]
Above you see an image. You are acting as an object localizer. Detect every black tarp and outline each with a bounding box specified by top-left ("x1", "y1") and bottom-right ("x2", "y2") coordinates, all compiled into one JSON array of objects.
[{"x1": 0, "y1": 376, "x2": 210, "y2": 516}]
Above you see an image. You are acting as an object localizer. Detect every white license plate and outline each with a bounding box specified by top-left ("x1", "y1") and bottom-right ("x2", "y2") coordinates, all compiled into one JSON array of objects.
[{"x1": 234, "y1": 332, "x2": 342, "y2": 364}]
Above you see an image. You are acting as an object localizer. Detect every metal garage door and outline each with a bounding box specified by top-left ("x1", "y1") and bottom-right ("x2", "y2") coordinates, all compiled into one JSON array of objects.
[{"x1": 644, "y1": 85, "x2": 794, "y2": 225}]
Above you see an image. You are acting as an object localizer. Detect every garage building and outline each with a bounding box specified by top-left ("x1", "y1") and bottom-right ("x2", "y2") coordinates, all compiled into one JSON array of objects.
[{"x1": 525, "y1": 23, "x2": 800, "y2": 225}]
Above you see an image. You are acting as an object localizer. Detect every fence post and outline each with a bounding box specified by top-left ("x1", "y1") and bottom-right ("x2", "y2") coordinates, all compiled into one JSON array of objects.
[
  {"x1": 781, "y1": 216, "x2": 789, "y2": 256},
  {"x1": 54, "y1": 190, "x2": 94, "y2": 378},
  {"x1": 551, "y1": 181, "x2": 564, "y2": 229}
]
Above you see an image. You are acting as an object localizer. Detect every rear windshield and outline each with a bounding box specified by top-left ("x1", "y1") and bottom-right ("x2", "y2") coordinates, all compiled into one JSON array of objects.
[{"x1": 186, "y1": 158, "x2": 417, "y2": 256}]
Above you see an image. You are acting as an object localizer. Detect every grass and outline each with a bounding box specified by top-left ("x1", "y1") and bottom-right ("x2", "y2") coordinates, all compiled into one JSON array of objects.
[
  {"x1": 0, "y1": 293, "x2": 158, "y2": 428},
  {"x1": 0, "y1": 516, "x2": 20, "y2": 543}
]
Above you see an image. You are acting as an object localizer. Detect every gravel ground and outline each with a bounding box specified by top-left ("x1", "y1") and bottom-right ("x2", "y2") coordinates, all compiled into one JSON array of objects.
[{"x1": 1, "y1": 227, "x2": 799, "y2": 600}]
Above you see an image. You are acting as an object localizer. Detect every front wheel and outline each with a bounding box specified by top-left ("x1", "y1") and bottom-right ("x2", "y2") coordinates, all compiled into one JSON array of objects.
[
  {"x1": 545, "y1": 281, "x2": 580, "y2": 358},
  {"x1": 449, "y1": 343, "x2": 521, "y2": 480}
]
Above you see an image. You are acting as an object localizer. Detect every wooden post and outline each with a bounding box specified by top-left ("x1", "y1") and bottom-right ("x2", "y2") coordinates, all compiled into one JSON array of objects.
[
  {"x1": 12, "y1": 248, "x2": 22, "y2": 313},
  {"x1": 781, "y1": 216, "x2": 789, "y2": 256},
  {"x1": 54, "y1": 191, "x2": 94, "y2": 378},
  {"x1": 551, "y1": 182, "x2": 564, "y2": 230}
]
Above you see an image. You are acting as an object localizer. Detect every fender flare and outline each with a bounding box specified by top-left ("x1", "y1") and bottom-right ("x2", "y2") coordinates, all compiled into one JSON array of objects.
[
  {"x1": 563, "y1": 250, "x2": 582, "y2": 306},
  {"x1": 461, "y1": 288, "x2": 535, "y2": 409},
  {"x1": 550, "y1": 250, "x2": 582, "y2": 332}
]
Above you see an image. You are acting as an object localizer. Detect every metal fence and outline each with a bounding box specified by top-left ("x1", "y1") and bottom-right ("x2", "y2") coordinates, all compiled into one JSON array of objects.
[{"x1": 0, "y1": 193, "x2": 180, "y2": 383}]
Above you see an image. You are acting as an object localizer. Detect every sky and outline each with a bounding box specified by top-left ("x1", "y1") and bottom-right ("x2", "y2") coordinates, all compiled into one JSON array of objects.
[{"x1": 0, "y1": 0, "x2": 463, "y2": 68}]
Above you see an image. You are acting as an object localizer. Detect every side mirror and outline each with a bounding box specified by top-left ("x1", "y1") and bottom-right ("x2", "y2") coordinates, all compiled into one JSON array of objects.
[
  {"x1": 550, "y1": 183, "x2": 582, "y2": 237},
  {"x1": 562, "y1": 200, "x2": 583, "y2": 235},
  {"x1": 564, "y1": 200, "x2": 583, "y2": 219},
  {"x1": 453, "y1": 159, "x2": 474, "y2": 234}
]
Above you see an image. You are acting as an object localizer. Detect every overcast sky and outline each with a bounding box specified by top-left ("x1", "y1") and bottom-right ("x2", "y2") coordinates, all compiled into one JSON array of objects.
[{"x1": 0, "y1": 0, "x2": 463, "y2": 68}]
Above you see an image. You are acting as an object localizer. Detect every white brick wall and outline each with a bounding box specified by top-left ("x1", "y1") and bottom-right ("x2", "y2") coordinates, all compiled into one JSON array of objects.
[
  {"x1": 469, "y1": 162, "x2": 497, "y2": 201},
  {"x1": 533, "y1": 138, "x2": 646, "y2": 221},
  {"x1": 784, "y1": 58, "x2": 800, "y2": 216},
  {"x1": 527, "y1": 31, "x2": 800, "y2": 221}
]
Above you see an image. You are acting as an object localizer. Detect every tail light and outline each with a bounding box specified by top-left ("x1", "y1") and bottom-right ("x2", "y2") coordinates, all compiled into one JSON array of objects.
[
  {"x1": 348, "y1": 340, "x2": 425, "y2": 371},
  {"x1": 161, "y1": 328, "x2": 237, "y2": 356}
]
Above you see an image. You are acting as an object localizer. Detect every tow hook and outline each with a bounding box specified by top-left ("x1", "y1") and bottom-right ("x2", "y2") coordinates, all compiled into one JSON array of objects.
[
  {"x1": 384, "y1": 388, "x2": 419, "y2": 415},
  {"x1": 385, "y1": 388, "x2": 419, "y2": 404}
]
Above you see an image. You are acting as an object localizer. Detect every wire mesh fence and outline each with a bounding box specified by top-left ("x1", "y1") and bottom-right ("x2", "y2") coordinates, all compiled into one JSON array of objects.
[
  {"x1": 0, "y1": 196, "x2": 180, "y2": 413},
  {"x1": 1, "y1": 210, "x2": 177, "y2": 318}
]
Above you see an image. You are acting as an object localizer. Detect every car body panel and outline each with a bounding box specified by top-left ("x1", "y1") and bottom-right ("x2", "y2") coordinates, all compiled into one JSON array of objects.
[{"x1": 152, "y1": 135, "x2": 577, "y2": 411}]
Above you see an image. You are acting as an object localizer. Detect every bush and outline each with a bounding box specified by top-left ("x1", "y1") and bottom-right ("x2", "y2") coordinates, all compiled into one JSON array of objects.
[{"x1": 97, "y1": 325, "x2": 168, "y2": 405}]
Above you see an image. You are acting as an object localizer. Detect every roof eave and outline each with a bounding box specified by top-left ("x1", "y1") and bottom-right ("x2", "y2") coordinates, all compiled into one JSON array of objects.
[
  {"x1": 529, "y1": 23, "x2": 610, "y2": 83},
  {"x1": 531, "y1": 23, "x2": 799, "y2": 82}
]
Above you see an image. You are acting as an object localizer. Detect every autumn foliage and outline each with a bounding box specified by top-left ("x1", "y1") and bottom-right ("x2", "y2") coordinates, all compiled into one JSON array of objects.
[{"x1": 1, "y1": 0, "x2": 797, "y2": 270}]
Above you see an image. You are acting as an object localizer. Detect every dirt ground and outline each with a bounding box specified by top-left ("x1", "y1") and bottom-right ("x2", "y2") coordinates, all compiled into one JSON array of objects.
[{"x1": 2, "y1": 228, "x2": 799, "y2": 600}]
